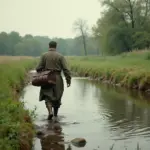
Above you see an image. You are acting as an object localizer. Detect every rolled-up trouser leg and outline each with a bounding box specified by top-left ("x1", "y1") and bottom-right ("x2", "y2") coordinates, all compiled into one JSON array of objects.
[
  {"x1": 45, "y1": 101, "x2": 53, "y2": 120},
  {"x1": 45, "y1": 101, "x2": 52, "y2": 114}
]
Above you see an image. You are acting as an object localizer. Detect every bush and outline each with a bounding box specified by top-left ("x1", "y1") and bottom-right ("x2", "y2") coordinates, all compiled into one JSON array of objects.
[{"x1": 0, "y1": 59, "x2": 36, "y2": 150}]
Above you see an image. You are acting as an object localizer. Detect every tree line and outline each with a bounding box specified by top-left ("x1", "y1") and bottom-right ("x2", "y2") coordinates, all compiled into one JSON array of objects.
[
  {"x1": 1, "y1": 0, "x2": 150, "y2": 56},
  {"x1": 92, "y1": 0, "x2": 150, "y2": 55},
  {"x1": 0, "y1": 31, "x2": 98, "y2": 56}
]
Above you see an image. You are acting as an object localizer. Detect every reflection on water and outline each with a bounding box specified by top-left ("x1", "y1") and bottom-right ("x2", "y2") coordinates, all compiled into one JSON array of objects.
[
  {"x1": 33, "y1": 120, "x2": 72, "y2": 150},
  {"x1": 40, "y1": 123, "x2": 65, "y2": 150},
  {"x1": 21, "y1": 75, "x2": 150, "y2": 150}
]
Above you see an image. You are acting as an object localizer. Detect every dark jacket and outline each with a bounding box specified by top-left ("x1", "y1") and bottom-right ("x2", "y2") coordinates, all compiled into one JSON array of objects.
[{"x1": 36, "y1": 48, "x2": 71, "y2": 107}]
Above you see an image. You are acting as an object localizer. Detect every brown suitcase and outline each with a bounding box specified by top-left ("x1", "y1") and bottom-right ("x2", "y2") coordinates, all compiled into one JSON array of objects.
[{"x1": 32, "y1": 70, "x2": 56, "y2": 87}]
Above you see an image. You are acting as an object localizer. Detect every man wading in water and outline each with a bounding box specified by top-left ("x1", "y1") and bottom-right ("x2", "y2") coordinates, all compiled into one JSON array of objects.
[{"x1": 36, "y1": 41, "x2": 71, "y2": 122}]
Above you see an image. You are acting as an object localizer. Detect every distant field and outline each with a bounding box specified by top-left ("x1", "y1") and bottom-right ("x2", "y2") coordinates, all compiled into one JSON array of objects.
[
  {"x1": 68, "y1": 50, "x2": 150, "y2": 91},
  {"x1": 0, "y1": 56, "x2": 33, "y2": 63}
]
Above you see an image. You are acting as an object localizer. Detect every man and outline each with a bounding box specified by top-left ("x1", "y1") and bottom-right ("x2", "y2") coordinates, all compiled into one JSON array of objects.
[{"x1": 36, "y1": 41, "x2": 71, "y2": 122}]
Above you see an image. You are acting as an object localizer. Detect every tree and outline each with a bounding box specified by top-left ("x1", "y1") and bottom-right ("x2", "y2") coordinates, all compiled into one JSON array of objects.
[
  {"x1": 24, "y1": 34, "x2": 33, "y2": 39},
  {"x1": 0, "y1": 31, "x2": 99, "y2": 56},
  {"x1": 73, "y1": 19, "x2": 88, "y2": 56},
  {"x1": 14, "y1": 42, "x2": 25, "y2": 56},
  {"x1": 132, "y1": 31, "x2": 150, "y2": 49},
  {"x1": 9, "y1": 31, "x2": 21, "y2": 55},
  {"x1": 93, "y1": 0, "x2": 150, "y2": 55},
  {"x1": 0, "y1": 32, "x2": 9, "y2": 55},
  {"x1": 100, "y1": 0, "x2": 150, "y2": 29}
]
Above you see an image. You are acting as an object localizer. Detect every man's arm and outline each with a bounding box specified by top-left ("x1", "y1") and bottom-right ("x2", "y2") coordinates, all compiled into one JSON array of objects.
[
  {"x1": 61, "y1": 56, "x2": 71, "y2": 87},
  {"x1": 36, "y1": 54, "x2": 45, "y2": 72}
]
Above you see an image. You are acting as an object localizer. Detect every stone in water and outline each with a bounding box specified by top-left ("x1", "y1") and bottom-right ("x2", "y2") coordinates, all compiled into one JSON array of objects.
[{"x1": 71, "y1": 138, "x2": 86, "y2": 147}]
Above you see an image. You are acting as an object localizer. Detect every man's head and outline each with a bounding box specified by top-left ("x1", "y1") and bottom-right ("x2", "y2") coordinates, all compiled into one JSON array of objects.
[{"x1": 49, "y1": 41, "x2": 57, "y2": 48}]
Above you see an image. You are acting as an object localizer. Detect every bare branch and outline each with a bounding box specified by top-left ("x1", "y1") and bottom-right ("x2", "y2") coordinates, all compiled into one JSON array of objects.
[
  {"x1": 105, "y1": 1, "x2": 128, "y2": 27},
  {"x1": 73, "y1": 18, "x2": 88, "y2": 55},
  {"x1": 141, "y1": 0, "x2": 150, "y2": 25}
]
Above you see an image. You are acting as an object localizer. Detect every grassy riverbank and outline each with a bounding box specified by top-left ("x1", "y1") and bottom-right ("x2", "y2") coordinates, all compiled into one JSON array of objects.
[
  {"x1": 0, "y1": 56, "x2": 37, "y2": 150},
  {"x1": 68, "y1": 50, "x2": 150, "y2": 91}
]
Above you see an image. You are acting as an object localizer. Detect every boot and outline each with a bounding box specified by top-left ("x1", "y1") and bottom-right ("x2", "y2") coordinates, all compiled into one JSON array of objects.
[
  {"x1": 45, "y1": 102, "x2": 53, "y2": 120},
  {"x1": 54, "y1": 107, "x2": 59, "y2": 117},
  {"x1": 53, "y1": 107, "x2": 59, "y2": 122}
]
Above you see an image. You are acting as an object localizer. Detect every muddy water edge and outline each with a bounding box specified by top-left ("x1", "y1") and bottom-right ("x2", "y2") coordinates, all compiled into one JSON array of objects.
[{"x1": 21, "y1": 70, "x2": 150, "y2": 150}]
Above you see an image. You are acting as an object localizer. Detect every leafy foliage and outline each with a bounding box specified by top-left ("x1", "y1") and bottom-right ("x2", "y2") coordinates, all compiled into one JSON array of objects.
[
  {"x1": 0, "y1": 31, "x2": 98, "y2": 56},
  {"x1": 0, "y1": 59, "x2": 36, "y2": 150},
  {"x1": 93, "y1": 0, "x2": 150, "y2": 55}
]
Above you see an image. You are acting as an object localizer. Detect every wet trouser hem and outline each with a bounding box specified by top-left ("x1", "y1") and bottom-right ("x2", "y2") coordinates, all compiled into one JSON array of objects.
[{"x1": 44, "y1": 99, "x2": 61, "y2": 108}]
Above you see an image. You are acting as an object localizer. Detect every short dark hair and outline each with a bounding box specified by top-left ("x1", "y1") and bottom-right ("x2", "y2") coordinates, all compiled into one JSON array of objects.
[{"x1": 49, "y1": 41, "x2": 57, "y2": 48}]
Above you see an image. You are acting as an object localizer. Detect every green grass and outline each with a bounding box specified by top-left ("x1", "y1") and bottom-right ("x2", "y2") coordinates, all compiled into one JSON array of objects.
[
  {"x1": 68, "y1": 51, "x2": 150, "y2": 91},
  {"x1": 0, "y1": 58, "x2": 37, "y2": 150}
]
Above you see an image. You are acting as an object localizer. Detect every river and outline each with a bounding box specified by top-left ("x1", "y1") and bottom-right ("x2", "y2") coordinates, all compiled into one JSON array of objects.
[{"x1": 20, "y1": 70, "x2": 150, "y2": 150}]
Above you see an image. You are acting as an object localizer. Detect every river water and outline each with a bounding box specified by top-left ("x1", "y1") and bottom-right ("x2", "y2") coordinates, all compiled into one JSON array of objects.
[{"x1": 20, "y1": 70, "x2": 150, "y2": 150}]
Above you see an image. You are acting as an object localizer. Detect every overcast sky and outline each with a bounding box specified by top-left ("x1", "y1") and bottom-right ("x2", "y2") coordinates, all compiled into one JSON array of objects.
[{"x1": 0, "y1": 0, "x2": 101, "y2": 38}]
